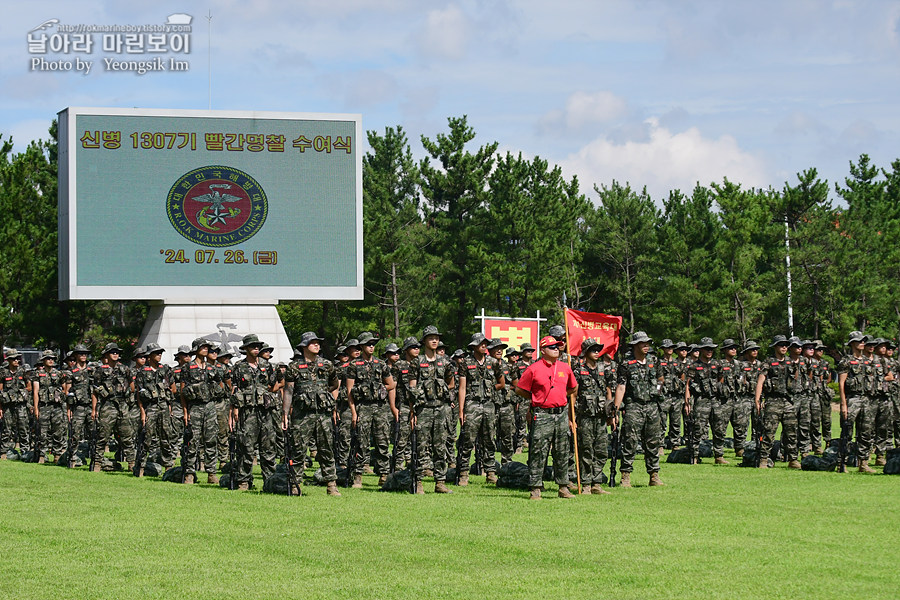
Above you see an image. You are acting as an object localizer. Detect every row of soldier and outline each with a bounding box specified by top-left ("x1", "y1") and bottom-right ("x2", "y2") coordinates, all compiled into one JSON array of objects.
[{"x1": 0, "y1": 325, "x2": 896, "y2": 497}]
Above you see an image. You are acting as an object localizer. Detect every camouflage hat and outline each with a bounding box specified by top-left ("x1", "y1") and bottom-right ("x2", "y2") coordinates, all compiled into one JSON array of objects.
[
  {"x1": 344, "y1": 338, "x2": 360, "y2": 349},
  {"x1": 260, "y1": 342, "x2": 274, "y2": 353},
  {"x1": 769, "y1": 335, "x2": 789, "y2": 347},
  {"x1": 357, "y1": 332, "x2": 380, "y2": 346},
  {"x1": 296, "y1": 332, "x2": 325, "y2": 348},
  {"x1": 436, "y1": 340, "x2": 447, "y2": 349},
  {"x1": 787, "y1": 336, "x2": 802, "y2": 348},
  {"x1": 741, "y1": 340, "x2": 761, "y2": 353},
  {"x1": 813, "y1": 339, "x2": 826, "y2": 350},
  {"x1": 132, "y1": 346, "x2": 148, "y2": 359},
  {"x1": 40, "y1": 349, "x2": 57, "y2": 360},
  {"x1": 505, "y1": 347, "x2": 520, "y2": 357},
  {"x1": 190, "y1": 338, "x2": 211, "y2": 353},
  {"x1": 382, "y1": 343, "x2": 400, "y2": 356},
  {"x1": 207, "y1": 344, "x2": 220, "y2": 354},
  {"x1": 548, "y1": 325, "x2": 566, "y2": 338},
  {"x1": 335, "y1": 345, "x2": 348, "y2": 356},
  {"x1": 175, "y1": 344, "x2": 191, "y2": 357},
  {"x1": 487, "y1": 338, "x2": 508, "y2": 351},
  {"x1": 217, "y1": 345, "x2": 234, "y2": 359},
  {"x1": 240, "y1": 334, "x2": 264, "y2": 350},
  {"x1": 420, "y1": 325, "x2": 442, "y2": 341},
  {"x1": 402, "y1": 336, "x2": 421, "y2": 352},
  {"x1": 846, "y1": 330, "x2": 866, "y2": 345},
  {"x1": 468, "y1": 333, "x2": 489, "y2": 347},
  {"x1": 719, "y1": 338, "x2": 737, "y2": 350},
  {"x1": 888, "y1": 340, "x2": 897, "y2": 350},
  {"x1": 581, "y1": 337, "x2": 605, "y2": 353},
  {"x1": 102, "y1": 342, "x2": 123, "y2": 355},
  {"x1": 451, "y1": 349, "x2": 466, "y2": 359},
  {"x1": 674, "y1": 341, "x2": 689, "y2": 351},
  {"x1": 802, "y1": 339, "x2": 816, "y2": 347},
  {"x1": 697, "y1": 337, "x2": 717, "y2": 349},
  {"x1": 72, "y1": 344, "x2": 90, "y2": 354},
  {"x1": 145, "y1": 342, "x2": 165, "y2": 355},
  {"x1": 659, "y1": 338, "x2": 676, "y2": 348},
  {"x1": 519, "y1": 343, "x2": 535, "y2": 352},
  {"x1": 628, "y1": 331, "x2": 652, "y2": 345},
  {"x1": 873, "y1": 337, "x2": 889, "y2": 346}
]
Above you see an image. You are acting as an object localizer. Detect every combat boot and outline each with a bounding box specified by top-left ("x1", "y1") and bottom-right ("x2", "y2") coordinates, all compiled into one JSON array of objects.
[
  {"x1": 814, "y1": 447, "x2": 823, "y2": 456},
  {"x1": 735, "y1": 449, "x2": 744, "y2": 458},
  {"x1": 485, "y1": 472, "x2": 498, "y2": 484},
  {"x1": 352, "y1": 474, "x2": 363, "y2": 488},
  {"x1": 237, "y1": 482, "x2": 250, "y2": 491},
  {"x1": 434, "y1": 481, "x2": 452, "y2": 494},
  {"x1": 184, "y1": 473, "x2": 195, "y2": 484},
  {"x1": 649, "y1": 472, "x2": 665, "y2": 486},
  {"x1": 621, "y1": 472, "x2": 632, "y2": 488},
  {"x1": 458, "y1": 472, "x2": 469, "y2": 486},
  {"x1": 788, "y1": 460, "x2": 801, "y2": 469},
  {"x1": 758, "y1": 460, "x2": 768, "y2": 469},
  {"x1": 38, "y1": 455, "x2": 46, "y2": 464},
  {"x1": 530, "y1": 487, "x2": 541, "y2": 500},
  {"x1": 714, "y1": 457, "x2": 729, "y2": 465},
  {"x1": 207, "y1": 473, "x2": 219, "y2": 485},
  {"x1": 859, "y1": 462, "x2": 875, "y2": 473},
  {"x1": 558, "y1": 485, "x2": 575, "y2": 499},
  {"x1": 377, "y1": 474, "x2": 387, "y2": 486},
  {"x1": 290, "y1": 483, "x2": 302, "y2": 496},
  {"x1": 415, "y1": 481, "x2": 425, "y2": 494},
  {"x1": 591, "y1": 483, "x2": 611, "y2": 495},
  {"x1": 326, "y1": 481, "x2": 342, "y2": 496},
  {"x1": 423, "y1": 468, "x2": 434, "y2": 477},
  {"x1": 875, "y1": 455, "x2": 886, "y2": 466},
  {"x1": 363, "y1": 466, "x2": 375, "y2": 474},
  {"x1": 0, "y1": 454, "x2": 6, "y2": 460},
  {"x1": 91, "y1": 462, "x2": 101, "y2": 473}
]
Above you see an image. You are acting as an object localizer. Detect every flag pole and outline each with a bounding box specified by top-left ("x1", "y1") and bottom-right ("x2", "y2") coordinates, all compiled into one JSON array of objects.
[{"x1": 564, "y1": 308, "x2": 582, "y2": 493}]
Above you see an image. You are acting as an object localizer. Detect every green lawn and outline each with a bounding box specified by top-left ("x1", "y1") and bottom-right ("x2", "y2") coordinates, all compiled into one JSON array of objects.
[{"x1": 1, "y1": 432, "x2": 897, "y2": 600}]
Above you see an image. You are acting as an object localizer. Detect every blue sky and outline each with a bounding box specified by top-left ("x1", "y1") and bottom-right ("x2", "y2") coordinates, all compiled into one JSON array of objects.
[{"x1": 3, "y1": 0, "x2": 899, "y2": 202}]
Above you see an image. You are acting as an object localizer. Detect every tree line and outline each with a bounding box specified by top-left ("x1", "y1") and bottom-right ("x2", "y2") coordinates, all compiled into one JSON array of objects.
[{"x1": 2, "y1": 117, "x2": 898, "y2": 354}]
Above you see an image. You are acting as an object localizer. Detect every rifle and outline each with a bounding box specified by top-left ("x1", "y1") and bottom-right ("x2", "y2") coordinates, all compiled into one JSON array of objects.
[
  {"x1": 755, "y1": 405, "x2": 765, "y2": 465},
  {"x1": 408, "y1": 426, "x2": 418, "y2": 494},
  {"x1": 88, "y1": 416, "x2": 98, "y2": 471},
  {"x1": 180, "y1": 419, "x2": 193, "y2": 484},
  {"x1": 345, "y1": 422, "x2": 359, "y2": 488},
  {"x1": 389, "y1": 416, "x2": 400, "y2": 473},
  {"x1": 609, "y1": 410, "x2": 620, "y2": 487},
  {"x1": 133, "y1": 421, "x2": 146, "y2": 477},
  {"x1": 454, "y1": 434, "x2": 465, "y2": 485},
  {"x1": 284, "y1": 430, "x2": 301, "y2": 496},
  {"x1": 684, "y1": 399, "x2": 696, "y2": 465},
  {"x1": 66, "y1": 414, "x2": 75, "y2": 468},
  {"x1": 512, "y1": 404, "x2": 521, "y2": 454},
  {"x1": 228, "y1": 422, "x2": 238, "y2": 490},
  {"x1": 472, "y1": 437, "x2": 483, "y2": 476},
  {"x1": 839, "y1": 415, "x2": 851, "y2": 473},
  {"x1": 31, "y1": 410, "x2": 42, "y2": 463}
]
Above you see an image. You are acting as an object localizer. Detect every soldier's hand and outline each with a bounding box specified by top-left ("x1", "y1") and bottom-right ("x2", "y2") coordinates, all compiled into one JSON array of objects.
[
  {"x1": 35, "y1": 408, "x2": 40, "y2": 420},
  {"x1": 409, "y1": 414, "x2": 417, "y2": 428},
  {"x1": 282, "y1": 415, "x2": 288, "y2": 431},
  {"x1": 569, "y1": 420, "x2": 576, "y2": 434},
  {"x1": 841, "y1": 406, "x2": 848, "y2": 420},
  {"x1": 183, "y1": 415, "x2": 189, "y2": 427}
]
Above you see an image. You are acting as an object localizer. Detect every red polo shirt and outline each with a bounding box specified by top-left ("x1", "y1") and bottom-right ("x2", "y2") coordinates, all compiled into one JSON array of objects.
[{"x1": 517, "y1": 358, "x2": 577, "y2": 408}]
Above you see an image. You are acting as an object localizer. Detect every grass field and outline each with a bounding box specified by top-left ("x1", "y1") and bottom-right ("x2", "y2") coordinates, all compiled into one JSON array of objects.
[{"x1": 2, "y1": 427, "x2": 898, "y2": 600}]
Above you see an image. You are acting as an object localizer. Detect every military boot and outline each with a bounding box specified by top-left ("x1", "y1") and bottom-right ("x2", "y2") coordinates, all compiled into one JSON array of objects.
[
  {"x1": 38, "y1": 455, "x2": 46, "y2": 464},
  {"x1": 91, "y1": 462, "x2": 101, "y2": 473},
  {"x1": 207, "y1": 473, "x2": 219, "y2": 485},
  {"x1": 714, "y1": 456, "x2": 729, "y2": 465},
  {"x1": 530, "y1": 487, "x2": 541, "y2": 500},
  {"x1": 591, "y1": 483, "x2": 611, "y2": 495},
  {"x1": 184, "y1": 473, "x2": 195, "y2": 484},
  {"x1": 621, "y1": 472, "x2": 632, "y2": 488},
  {"x1": 423, "y1": 468, "x2": 434, "y2": 477},
  {"x1": 415, "y1": 481, "x2": 425, "y2": 494},
  {"x1": 352, "y1": 474, "x2": 363, "y2": 488},
  {"x1": 377, "y1": 474, "x2": 387, "y2": 486},
  {"x1": 326, "y1": 481, "x2": 342, "y2": 496},
  {"x1": 458, "y1": 471, "x2": 469, "y2": 486},
  {"x1": 787, "y1": 460, "x2": 801, "y2": 469},
  {"x1": 758, "y1": 460, "x2": 768, "y2": 469},
  {"x1": 859, "y1": 462, "x2": 876, "y2": 473},
  {"x1": 649, "y1": 472, "x2": 665, "y2": 486},
  {"x1": 290, "y1": 483, "x2": 302, "y2": 496},
  {"x1": 0, "y1": 454, "x2": 6, "y2": 460},
  {"x1": 237, "y1": 482, "x2": 250, "y2": 491},
  {"x1": 558, "y1": 485, "x2": 575, "y2": 499},
  {"x1": 485, "y1": 472, "x2": 498, "y2": 484},
  {"x1": 735, "y1": 449, "x2": 744, "y2": 458},
  {"x1": 363, "y1": 465, "x2": 375, "y2": 475},
  {"x1": 875, "y1": 455, "x2": 886, "y2": 466},
  {"x1": 434, "y1": 481, "x2": 452, "y2": 494}
]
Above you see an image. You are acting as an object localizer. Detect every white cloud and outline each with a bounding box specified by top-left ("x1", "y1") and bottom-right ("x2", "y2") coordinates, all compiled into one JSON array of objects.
[
  {"x1": 560, "y1": 118, "x2": 769, "y2": 201},
  {"x1": 417, "y1": 5, "x2": 469, "y2": 60},
  {"x1": 539, "y1": 91, "x2": 629, "y2": 136}
]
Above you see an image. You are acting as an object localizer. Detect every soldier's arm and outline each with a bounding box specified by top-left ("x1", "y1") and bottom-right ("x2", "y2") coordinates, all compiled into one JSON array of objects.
[
  {"x1": 838, "y1": 371, "x2": 848, "y2": 415},
  {"x1": 614, "y1": 383, "x2": 625, "y2": 410},
  {"x1": 32, "y1": 379, "x2": 40, "y2": 417},
  {"x1": 754, "y1": 373, "x2": 766, "y2": 412},
  {"x1": 458, "y1": 377, "x2": 467, "y2": 422},
  {"x1": 495, "y1": 373, "x2": 505, "y2": 391}
]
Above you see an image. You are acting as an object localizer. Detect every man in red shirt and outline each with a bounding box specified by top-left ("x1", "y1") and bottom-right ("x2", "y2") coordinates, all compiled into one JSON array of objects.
[{"x1": 516, "y1": 336, "x2": 578, "y2": 500}]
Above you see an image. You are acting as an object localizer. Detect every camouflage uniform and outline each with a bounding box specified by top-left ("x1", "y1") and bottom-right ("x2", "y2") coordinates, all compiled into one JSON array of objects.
[
  {"x1": 285, "y1": 352, "x2": 338, "y2": 484},
  {"x1": 411, "y1": 353, "x2": 455, "y2": 482},
  {"x1": 810, "y1": 351, "x2": 832, "y2": 450},
  {"x1": 212, "y1": 360, "x2": 233, "y2": 467},
  {"x1": 389, "y1": 355, "x2": 413, "y2": 469},
  {"x1": 573, "y1": 354, "x2": 613, "y2": 485},
  {"x1": 348, "y1": 354, "x2": 393, "y2": 476},
  {"x1": 63, "y1": 362, "x2": 93, "y2": 453},
  {"x1": 759, "y1": 354, "x2": 798, "y2": 465},
  {"x1": 457, "y1": 353, "x2": 503, "y2": 478},
  {"x1": 334, "y1": 355, "x2": 354, "y2": 468},
  {"x1": 795, "y1": 351, "x2": 820, "y2": 456},
  {"x1": 31, "y1": 361, "x2": 67, "y2": 458},
  {"x1": 513, "y1": 350, "x2": 533, "y2": 449},
  {"x1": 685, "y1": 356, "x2": 719, "y2": 463},
  {"x1": 838, "y1": 351, "x2": 874, "y2": 465},
  {"x1": 91, "y1": 360, "x2": 135, "y2": 466},
  {"x1": 494, "y1": 358, "x2": 517, "y2": 465},
  {"x1": 617, "y1": 352, "x2": 663, "y2": 475},
  {"x1": 134, "y1": 362, "x2": 177, "y2": 468},
  {"x1": 736, "y1": 355, "x2": 763, "y2": 448},
  {"x1": 713, "y1": 354, "x2": 742, "y2": 459},
  {"x1": 177, "y1": 359, "x2": 223, "y2": 476},
  {"x1": 658, "y1": 350, "x2": 684, "y2": 449},
  {"x1": 872, "y1": 349, "x2": 894, "y2": 461},
  {"x1": 0, "y1": 362, "x2": 31, "y2": 454},
  {"x1": 231, "y1": 357, "x2": 280, "y2": 485}
]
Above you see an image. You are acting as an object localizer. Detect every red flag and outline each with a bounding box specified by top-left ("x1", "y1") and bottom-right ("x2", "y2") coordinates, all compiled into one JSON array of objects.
[{"x1": 564, "y1": 308, "x2": 623, "y2": 357}]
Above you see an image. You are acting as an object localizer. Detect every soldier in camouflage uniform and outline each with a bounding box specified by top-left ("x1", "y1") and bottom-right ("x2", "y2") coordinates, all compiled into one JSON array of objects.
[
  {"x1": 90, "y1": 343, "x2": 135, "y2": 471},
  {"x1": 62, "y1": 345, "x2": 93, "y2": 461},
  {"x1": 212, "y1": 345, "x2": 234, "y2": 468},
  {"x1": 888, "y1": 342, "x2": 900, "y2": 450},
  {"x1": 871, "y1": 339, "x2": 895, "y2": 466},
  {"x1": 837, "y1": 331, "x2": 877, "y2": 472},
  {"x1": 134, "y1": 343, "x2": 176, "y2": 471},
  {"x1": 488, "y1": 338, "x2": 517, "y2": 465},
  {"x1": 283, "y1": 332, "x2": 341, "y2": 496},
  {"x1": 386, "y1": 341, "x2": 415, "y2": 470},
  {"x1": 230, "y1": 334, "x2": 280, "y2": 489},
  {"x1": 30, "y1": 350, "x2": 66, "y2": 462},
  {"x1": 333, "y1": 340, "x2": 358, "y2": 469},
  {"x1": 811, "y1": 340, "x2": 832, "y2": 453},
  {"x1": 515, "y1": 343, "x2": 535, "y2": 450},
  {"x1": 711, "y1": 339, "x2": 742, "y2": 464},
  {"x1": 735, "y1": 340, "x2": 763, "y2": 456},
  {"x1": 448, "y1": 348, "x2": 466, "y2": 467},
  {"x1": 658, "y1": 339, "x2": 684, "y2": 450},
  {"x1": 169, "y1": 346, "x2": 191, "y2": 457},
  {"x1": 573, "y1": 338, "x2": 614, "y2": 494},
  {"x1": 684, "y1": 338, "x2": 719, "y2": 464},
  {"x1": 128, "y1": 347, "x2": 147, "y2": 466},
  {"x1": 755, "y1": 335, "x2": 799, "y2": 469},
  {"x1": 347, "y1": 332, "x2": 396, "y2": 487},
  {"x1": 795, "y1": 340, "x2": 821, "y2": 457},
  {"x1": 614, "y1": 331, "x2": 664, "y2": 487},
  {"x1": 409, "y1": 325, "x2": 455, "y2": 494},
  {"x1": 0, "y1": 349, "x2": 32, "y2": 457},
  {"x1": 176, "y1": 338, "x2": 223, "y2": 484},
  {"x1": 457, "y1": 333, "x2": 505, "y2": 485}
]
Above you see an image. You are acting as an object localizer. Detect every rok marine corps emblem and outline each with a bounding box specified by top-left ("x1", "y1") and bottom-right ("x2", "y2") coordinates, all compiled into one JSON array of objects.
[{"x1": 166, "y1": 165, "x2": 268, "y2": 247}]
